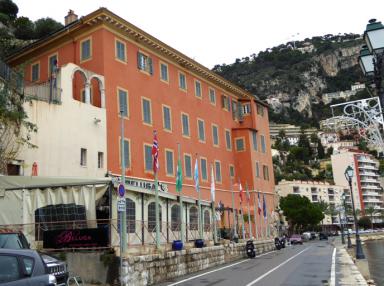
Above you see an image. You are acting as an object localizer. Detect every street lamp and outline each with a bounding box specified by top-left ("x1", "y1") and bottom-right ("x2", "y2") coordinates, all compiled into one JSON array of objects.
[
  {"x1": 341, "y1": 192, "x2": 352, "y2": 248},
  {"x1": 344, "y1": 166, "x2": 365, "y2": 259},
  {"x1": 359, "y1": 19, "x2": 384, "y2": 107}
]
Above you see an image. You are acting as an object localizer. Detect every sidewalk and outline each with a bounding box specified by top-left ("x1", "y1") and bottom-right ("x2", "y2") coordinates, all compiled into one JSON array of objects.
[{"x1": 333, "y1": 238, "x2": 368, "y2": 286}]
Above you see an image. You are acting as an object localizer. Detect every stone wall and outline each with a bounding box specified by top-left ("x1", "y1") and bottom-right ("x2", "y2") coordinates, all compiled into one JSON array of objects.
[{"x1": 121, "y1": 240, "x2": 274, "y2": 286}]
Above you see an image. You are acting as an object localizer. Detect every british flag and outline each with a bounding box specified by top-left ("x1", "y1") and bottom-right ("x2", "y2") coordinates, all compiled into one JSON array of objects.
[{"x1": 152, "y1": 131, "x2": 159, "y2": 174}]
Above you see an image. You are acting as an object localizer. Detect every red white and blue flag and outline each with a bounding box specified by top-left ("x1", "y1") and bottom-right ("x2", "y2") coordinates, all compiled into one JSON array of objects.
[
  {"x1": 263, "y1": 193, "x2": 267, "y2": 221},
  {"x1": 257, "y1": 192, "x2": 262, "y2": 215},
  {"x1": 152, "y1": 131, "x2": 159, "y2": 174},
  {"x1": 239, "y1": 181, "x2": 243, "y2": 203}
]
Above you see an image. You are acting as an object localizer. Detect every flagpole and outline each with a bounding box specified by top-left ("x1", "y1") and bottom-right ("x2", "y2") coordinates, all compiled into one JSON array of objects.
[
  {"x1": 211, "y1": 164, "x2": 217, "y2": 244},
  {"x1": 240, "y1": 202, "x2": 245, "y2": 240},
  {"x1": 230, "y1": 177, "x2": 237, "y2": 241},
  {"x1": 195, "y1": 154, "x2": 203, "y2": 240},
  {"x1": 177, "y1": 143, "x2": 184, "y2": 244},
  {"x1": 120, "y1": 110, "x2": 127, "y2": 254},
  {"x1": 258, "y1": 192, "x2": 263, "y2": 240},
  {"x1": 246, "y1": 183, "x2": 252, "y2": 239},
  {"x1": 253, "y1": 191, "x2": 259, "y2": 240},
  {"x1": 152, "y1": 131, "x2": 160, "y2": 250}
]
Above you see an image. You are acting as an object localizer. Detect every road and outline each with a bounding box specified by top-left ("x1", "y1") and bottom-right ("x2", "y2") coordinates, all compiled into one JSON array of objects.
[{"x1": 159, "y1": 240, "x2": 335, "y2": 286}]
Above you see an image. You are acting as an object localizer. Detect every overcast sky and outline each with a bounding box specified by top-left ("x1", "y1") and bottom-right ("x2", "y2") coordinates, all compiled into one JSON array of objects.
[{"x1": 13, "y1": 0, "x2": 384, "y2": 68}]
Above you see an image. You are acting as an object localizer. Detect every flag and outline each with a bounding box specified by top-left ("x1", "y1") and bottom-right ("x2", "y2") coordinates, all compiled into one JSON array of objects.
[
  {"x1": 151, "y1": 131, "x2": 159, "y2": 174},
  {"x1": 239, "y1": 182, "x2": 243, "y2": 203},
  {"x1": 263, "y1": 194, "x2": 267, "y2": 220},
  {"x1": 210, "y1": 164, "x2": 215, "y2": 201},
  {"x1": 245, "y1": 184, "x2": 250, "y2": 203},
  {"x1": 257, "y1": 192, "x2": 262, "y2": 215},
  {"x1": 194, "y1": 158, "x2": 199, "y2": 192},
  {"x1": 176, "y1": 154, "x2": 182, "y2": 192}
]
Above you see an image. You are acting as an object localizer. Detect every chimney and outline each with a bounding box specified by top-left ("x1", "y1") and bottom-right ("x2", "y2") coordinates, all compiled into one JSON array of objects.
[{"x1": 65, "y1": 10, "x2": 78, "y2": 26}]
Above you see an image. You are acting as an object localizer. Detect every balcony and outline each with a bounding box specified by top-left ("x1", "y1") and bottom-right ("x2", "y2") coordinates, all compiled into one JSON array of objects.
[
  {"x1": 362, "y1": 191, "x2": 382, "y2": 197},
  {"x1": 363, "y1": 198, "x2": 383, "y2": 203},
  {"x1": 358, "y1": 164, "x2": 377, "y2": 170},
  {"x1": 357, "y1": 156, "x2": 375, "y2": 164},
  {"x1": 24, "y1": 81, "x2": 61, "y2": 104}
]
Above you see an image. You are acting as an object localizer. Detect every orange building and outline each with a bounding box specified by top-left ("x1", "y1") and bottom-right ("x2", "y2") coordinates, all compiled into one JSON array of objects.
[{"x1": 7, "y1": 8, "x2": 275, "y2": 243}]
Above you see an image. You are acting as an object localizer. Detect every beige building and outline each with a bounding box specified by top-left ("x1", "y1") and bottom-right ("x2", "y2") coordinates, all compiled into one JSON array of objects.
[
  {"x1": 10, "y1": 63, "x2": 107, "y2": 177},
  {"x1": 276, "y1": 180, "x2": 347, "y2": 226},
  {"x1": 332, "y1": 148, "x2": 384, "y2": 222}
]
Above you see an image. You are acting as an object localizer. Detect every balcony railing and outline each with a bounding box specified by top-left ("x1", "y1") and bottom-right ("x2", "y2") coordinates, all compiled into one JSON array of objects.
[
  {"x1": 0, "y1": 59, "x2": 23, "y2": 94},
  {"x1": 24, "y1": 81, "x2": 61, "y2": 104}
]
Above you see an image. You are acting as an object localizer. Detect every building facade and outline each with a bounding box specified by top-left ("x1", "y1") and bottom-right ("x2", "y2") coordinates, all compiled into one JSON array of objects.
[
  {"x1": 276, "y1": 180, "x2": 346, "y2": 227},
  {"x1": 332, "y1": 148, "x2": 384, "y2": 222},
  {"x1": 6, "y1": 8, "x2": 275, "y2": 244}
]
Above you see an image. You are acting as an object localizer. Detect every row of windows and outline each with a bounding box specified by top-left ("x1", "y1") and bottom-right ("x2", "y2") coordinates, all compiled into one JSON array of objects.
[
  {"x1": 30, "y1": 54, "x2": 58, "y2": 82},
  {"x1": 119, "y1": 139, "x2": 270, "y2": 182},
  {"x1": 120, "y1": 200, "x2": 211, "y2": 233},
  {"x1": 80, "y1": 148, "x2": 104, "y2": 168}
]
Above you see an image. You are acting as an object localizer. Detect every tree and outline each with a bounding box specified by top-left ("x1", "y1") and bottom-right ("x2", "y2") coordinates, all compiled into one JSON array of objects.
[
  {"x1": 0, "y1": 0, "x2": 18, "y2": 21},
  {"x1": 280, "y1": 194, "x2": 324, "y2": 233},
  {"x1": 13, "y1": 16, "x2": 35, "y2": 40},
  {"x1": 317, "y1": 139, "x2": 325, "y2": 159},
  {"x1": 34, "y1": 17, "x2": 63, "y2": 39},
  {"x1": 358, "y1": 216, "x2": 371, "y2": 230},
  {"x1": 364, "y1": 207, "x2": 376, "y2": 229}
]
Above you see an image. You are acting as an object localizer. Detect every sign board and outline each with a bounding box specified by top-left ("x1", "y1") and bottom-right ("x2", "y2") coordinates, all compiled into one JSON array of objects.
[
  {"x1": 43, "y1": 228, "x2": 108, "y2": 249},
  {"x1": 117, "y1": 197, "x2": 126, "y2": 212},
  {"x1": 118, "y1": 184, "x2": 125, "y2": 197}
]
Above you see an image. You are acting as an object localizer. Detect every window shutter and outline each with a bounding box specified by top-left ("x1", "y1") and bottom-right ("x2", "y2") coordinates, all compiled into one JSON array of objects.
[
  {"x1": 221, "y1": 95, "x2": 225, "y2": 108},
  {"x1": 227, "y1": 97, "x2": 231, "y2": 111},
  {"x1": 137, "y1": 52, "x2": 141, "y2": 69},
  {"x1": 237, "y1": 101, "x2": 243, "y2": 121},
  {"x1": 124, "y1": 140, "x2": 130, "y2": 167},
  {"x1": 148, "y1": 57, "x2": 153, "y2": 75}
]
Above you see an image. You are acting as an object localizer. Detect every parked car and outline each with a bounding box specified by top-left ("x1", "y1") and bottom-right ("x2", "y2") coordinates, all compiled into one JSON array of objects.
[
  {"x1": 0, "y1": 229, "x2": 68, "y2": 285},
  {"x1": 310, "y1": 232, "x2": 317, "y2": 240},
  {"x1": 319, "y1": 232, "x2": 328, "y2": 240},
  {"x1": 289, "y1": 234, "x2": 303, "y2": 245},
  {"x1": 0, "y1": 248, "x2": 57, "y2": 285}
]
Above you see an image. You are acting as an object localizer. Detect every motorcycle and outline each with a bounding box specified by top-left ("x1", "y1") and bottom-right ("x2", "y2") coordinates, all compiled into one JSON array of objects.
[
  {"x1": 274, "y1": 237, "x2": 286, "y2": 250},
  {"x1": 246, "y1": 240, "x2": 256, "y2": 258}
]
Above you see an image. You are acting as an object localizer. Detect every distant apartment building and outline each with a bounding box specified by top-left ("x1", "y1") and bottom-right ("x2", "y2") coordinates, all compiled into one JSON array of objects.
[
  {"x1": 332, "y1": 148, "x2": 384, "y2": 222},
  {"x1": 276, "y1": 180, "x2": 346, "y2": 226},
  {"x1": 322, "y1": 83, "x2": 365, "y2": 105},
  {"x1": 269, "y1": 123, "x2": 317, "y2": 146}
]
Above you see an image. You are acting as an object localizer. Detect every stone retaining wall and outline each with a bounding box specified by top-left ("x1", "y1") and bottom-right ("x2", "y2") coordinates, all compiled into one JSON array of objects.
[{"x1": 121, "y1": 240, "x2": 274, "y2": 285}]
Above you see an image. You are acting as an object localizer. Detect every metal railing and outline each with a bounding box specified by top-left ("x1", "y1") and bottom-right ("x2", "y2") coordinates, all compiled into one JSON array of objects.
[
  {"x1": 24, "y1": 81, "x2": 61, "y2": 104},
  {"x1": 0, "y1": 59, "x2": 23, "y2": 94}
]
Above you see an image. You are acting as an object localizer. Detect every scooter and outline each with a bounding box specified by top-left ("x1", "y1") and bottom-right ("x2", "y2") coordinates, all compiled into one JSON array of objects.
[
  {"x1": 274, "y1": 237, "x2": 285, "y2": 250},
  {"x1": 246, "y1": 240, "x2": 256, "y2": 258}
]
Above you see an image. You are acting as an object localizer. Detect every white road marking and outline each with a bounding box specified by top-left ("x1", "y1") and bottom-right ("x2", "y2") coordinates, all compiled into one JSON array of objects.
[
  {"x1": 330, "y1": 247, "x2": 336, "y2": 286},
  {"x1": 245, "y1": 246, "x2": 312, "y2": 286},
  {"x1": 166, "y1": 250, "x2": 276, "y2": 286}
]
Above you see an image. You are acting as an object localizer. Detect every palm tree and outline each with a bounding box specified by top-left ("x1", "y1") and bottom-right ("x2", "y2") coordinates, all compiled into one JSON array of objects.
[{"x1": 364, "y1": 207, "x2": 377, "y2": 230}]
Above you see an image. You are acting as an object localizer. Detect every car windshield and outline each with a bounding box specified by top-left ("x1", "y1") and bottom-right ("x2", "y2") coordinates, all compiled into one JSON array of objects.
[{"x1": 0, "y1": 234, "x2": 28, "y2": 249}]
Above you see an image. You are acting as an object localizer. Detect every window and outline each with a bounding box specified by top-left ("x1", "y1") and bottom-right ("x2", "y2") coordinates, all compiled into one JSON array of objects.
[
  {"x1": 31, "y1": 63, "x2": 39, "y2": 82},
  {"x1": 221, "y1": 94, "x2": 230, "y2": 111},
  {"x1": 171, "y1": 204, "x2": 180, "y2": 231},
  {"x1": 257, "y1": 103, "x2": 264, "y2": 116},
  {"x1": 255, "y1": 161, "x2": 260, "y2": 178},
  {"x1": 0, "y1": 256, "x2": 20, "y2": 282},
  {"x1": 142, "y1": 98, "x2": 152, "y2": 125},
  {"x1": 209, "y1": 88, "x2": 216, "y2": 105},
  {"x1": 160, "y1": 62, "x2": 168, "y2": 82},
  {"x1": 225, "y1": 129, "x2": 232, "y2": 150},
  {"x1": 242, "y1": 103, "x2": 251, "y2": 114},
  {"x1": 22, "y1": 257, "x2": 34, "y2": 276},
  {"x1": 165, "y1": 149, "x2": 174, "y2": 176},
  {"x1": 252, "y1": 131, "x2": 258, "y2": 151},
  {"x1": 261, "y1": 135, "x2": 266, "y2": 153},
  {"x1": 215, "y1": 161, "x2": 222, "y2": 182},
  {"x1": 115, "y1": 39, "x2": 126, "y2": 62},
  {"x1": 179, "y1": 72, "x2": 187, "y2": 90},
  {"x1": 235, "y1": 138, "x2": 245, "y2": 152},
  {"x1": 232, "y1": 100, "x2": 238, "y2": 120},
  {"x1": 229, "y1": 165, "x2": 235, "y2": 178},
  {"x1": 204, "y1": 210, "x2": 210, "y2": 231},
  {"x1": 197, "y1": 119, "x2": 205, "y2": 142},
  {"x1": 200, "y1": 157, "x2": 208, "y2": 181},
  {"x1": 80, "y1": 148, "x2": 87, "y2": 166},
  {"x1": 118, "y1": 89, "x2": 128, "y2": 117},
  {"x1": 312, "y1": 195, "x2": 318, "y2": 202},
  {"x1": 137, "y1": 52, "x2": 153, "y2": 74},
  {"x1": 162, "y1": 105, "x2": 172, "y2": 131},
  {"x1": 81, "y1": 38, "x2": 91, "y2": 61},
  {"x1": 120, "y1": 139, "x2": 130, "y2": 168},
  {"x1": 184, "y1": 154, "x2": 192, "y2": 178},
  {"x1": 48, "y1": 54, "x2": 58, "y2": 76},
  {"x1": 144, "y1": 144, "x2": 153, "y2": 172},
  {"x1": 148, "y1": 202, "x2": 162, "y2": 232},
  {"x1": 212, "y1": 124, "x2": 219, "y2": 146},
  {"x1": 195, "y1": 80, "x2": 202, "y2": 98},
  {"x1": 263, "y1": 165, "x2": 269, "y2": 181},
  {"x1": 181, "y1": 113, "x2": 190, "y2": 137},
  {"x1": 126, "y1": 198, "x2": 135, "y2": 233},
  {"x1": 98, "y1": 152, "x2": 104, "y2": 168},
  {"x1": 189, "y1": 206, "x2": 198, "y2": 230}
]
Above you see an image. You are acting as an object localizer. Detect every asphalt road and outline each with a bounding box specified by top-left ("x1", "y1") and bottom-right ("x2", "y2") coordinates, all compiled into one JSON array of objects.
[{"x1": 160, "y1": 241, "x2": 334, "y2": 286}]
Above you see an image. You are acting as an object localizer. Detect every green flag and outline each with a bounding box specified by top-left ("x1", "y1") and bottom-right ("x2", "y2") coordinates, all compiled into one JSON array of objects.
[{"x1": 176, "y1": 157, "x2": 182, "y2": 192}]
